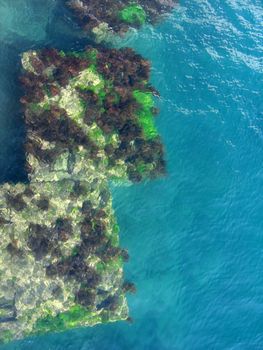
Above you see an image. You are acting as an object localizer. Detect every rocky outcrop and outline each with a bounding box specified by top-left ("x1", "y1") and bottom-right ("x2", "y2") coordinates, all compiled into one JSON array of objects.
[
  {"x1": 65, "y1": 0, "x2": 177, "y2": 41},
  {"x1": 0, "y1": 46, "x2": 165, "y2": 343}
]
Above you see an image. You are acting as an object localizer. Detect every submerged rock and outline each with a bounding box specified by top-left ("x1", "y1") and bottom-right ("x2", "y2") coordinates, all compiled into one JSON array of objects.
[
  {"x1": 0, "y1": 46, "x2": 166, "y2": 343},
  {"x1": 21, "y1": 47, "x2": 166, "y2": 183},
  {"x1": 65, "y1": 0, "x2": 177, "y2": 42}
]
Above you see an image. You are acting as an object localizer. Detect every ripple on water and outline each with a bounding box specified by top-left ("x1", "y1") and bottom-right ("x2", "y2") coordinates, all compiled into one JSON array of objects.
[{"x1": 0, "y1": 0, "x2": 263, "y2": 349}]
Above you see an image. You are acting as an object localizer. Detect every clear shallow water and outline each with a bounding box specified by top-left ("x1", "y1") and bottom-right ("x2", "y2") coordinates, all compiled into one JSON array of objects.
[{"x1": 0, "y1": 0, "x2": 263, "y2": 349}]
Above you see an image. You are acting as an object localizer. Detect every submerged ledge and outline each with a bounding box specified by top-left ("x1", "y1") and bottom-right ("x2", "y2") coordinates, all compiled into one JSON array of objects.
[{"x1": 0, "y1": 46, "x2": 165, "y2": 343}]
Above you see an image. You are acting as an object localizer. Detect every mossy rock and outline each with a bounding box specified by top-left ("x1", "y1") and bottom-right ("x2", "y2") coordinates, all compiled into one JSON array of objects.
[
  {"x1": 66, "y1": 0, "x2": 177, "y2": 41},
  {"x1": 0, "y1": 46, "x2": 166, "y2": 343},
  {"x1": 119, "y1": 5, "x2": 147, "y2": 25}
]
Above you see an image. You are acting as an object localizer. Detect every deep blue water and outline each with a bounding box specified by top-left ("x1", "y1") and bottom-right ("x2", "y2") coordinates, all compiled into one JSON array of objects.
[{"x1": 0, "y1": 0, "x2": 263, "y2": 349}]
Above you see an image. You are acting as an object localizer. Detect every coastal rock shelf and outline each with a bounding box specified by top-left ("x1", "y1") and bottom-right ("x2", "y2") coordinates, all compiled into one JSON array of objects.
[
  {"x1": 65, "y1": 0, "x2": 177, "y2": 41},
  {"x1": 0, "y1": 47, "x2": 165, "y2": 343}
]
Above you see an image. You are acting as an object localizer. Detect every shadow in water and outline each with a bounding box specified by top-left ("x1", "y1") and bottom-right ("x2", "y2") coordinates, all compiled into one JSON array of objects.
[{"x1": 0, "y1": 0, "x2": 95, "y2": 184}]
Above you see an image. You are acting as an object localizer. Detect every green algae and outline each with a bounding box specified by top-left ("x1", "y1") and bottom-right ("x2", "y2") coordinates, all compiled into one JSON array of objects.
[
  {"x1": 33, "y1": 306, "x2": 102, "y2": 334},
  {"x1": 111, "y1": 223, "x2": 120, "y2": 246},
  {"x1": 119, "y1": 5, "x2": 147, "y2": 25},
  {"x1": 0, "y1": 330, "x2": 13, "y2": 344},
  {"x1": 133, "y1": 90, "x2": 155, "y2": 109},
  {"x1": 133, "y1": 90, "x2": 158, "y2": 139},
  {"x1": 137, "y1": 109, "x2": 159, "y2": 139},
  {"x1": 136, "y1": 161, "x2": 154, "y2": 175}
]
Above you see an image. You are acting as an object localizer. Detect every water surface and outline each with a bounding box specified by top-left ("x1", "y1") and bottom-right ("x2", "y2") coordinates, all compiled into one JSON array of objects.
[{"x1": 0, "y1": 0, "x2": 263, "y2": 349}]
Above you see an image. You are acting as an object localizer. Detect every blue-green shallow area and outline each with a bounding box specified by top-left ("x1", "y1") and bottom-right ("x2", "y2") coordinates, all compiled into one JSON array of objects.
[{"x1": 0, "y1": 0, "x2": 263, "y2": 349}]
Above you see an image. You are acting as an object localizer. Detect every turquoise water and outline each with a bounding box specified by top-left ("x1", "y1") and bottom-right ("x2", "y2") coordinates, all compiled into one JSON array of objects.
[{"x1": 0, "y1": 0, "x2": 263, "y2": 349}]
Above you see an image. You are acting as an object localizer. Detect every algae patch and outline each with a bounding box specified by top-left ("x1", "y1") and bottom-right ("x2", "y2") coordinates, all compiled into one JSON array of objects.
[{"x1": 119, "y1": 5, "x2": 147, "y2": 25}]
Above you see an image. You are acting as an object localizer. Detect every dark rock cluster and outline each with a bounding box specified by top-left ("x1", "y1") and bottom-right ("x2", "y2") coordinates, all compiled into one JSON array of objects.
[
  {"x1": 66, "y1": 0, "x2": 177, "y2": 38},
  {"x1": 20, "y1": 47, "x2": 166, "y2": 182},
  {"x1": 0, "y1": 0, "x2": 172, "y2": 343}
]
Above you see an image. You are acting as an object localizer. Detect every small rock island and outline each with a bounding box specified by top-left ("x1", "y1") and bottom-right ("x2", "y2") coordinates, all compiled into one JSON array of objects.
[{"x1": 66, "y1": 0, "x2": 177, "y2": 41}]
